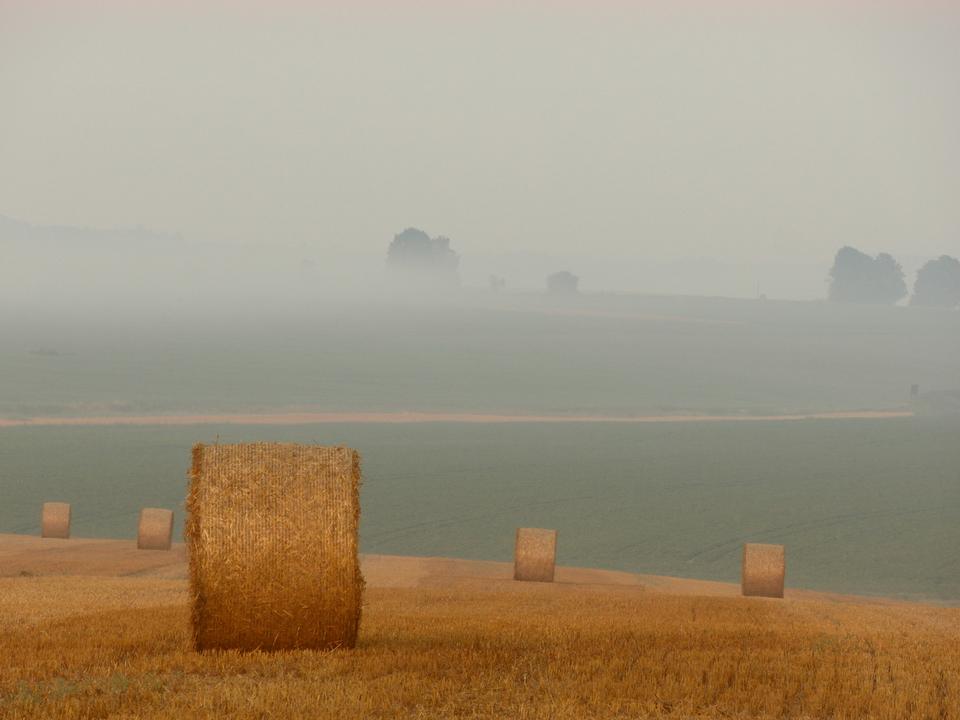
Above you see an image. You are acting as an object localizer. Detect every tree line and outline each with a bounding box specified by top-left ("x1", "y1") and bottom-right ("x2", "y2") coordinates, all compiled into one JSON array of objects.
[
  {"x1": 386, "y1": 228, "x2": 958, "y2": 306},
  {"x1": 386, "y1": 228, "x2": 580, "y2": 294},
  {"x1": 828, "y1": 247, "x2": 960, "y2": 308}
]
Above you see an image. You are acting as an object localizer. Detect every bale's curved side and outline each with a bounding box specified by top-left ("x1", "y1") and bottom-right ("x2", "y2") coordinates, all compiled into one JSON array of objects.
[
  {"x1": 514, "y1": 527, "x2": 557, "y2": 582},
  {"x1": 138, "y1": 508, "x2": 174, "y2": 550},
  {"x1": 187, "y1": 442, "x2": 364, "y2": 652},
  {"x1": 41, "y1": 502, "x2": 71, "y2": 539},
  {"x1": 741, "y1": 543, "x2": 785, "y2": 598}
]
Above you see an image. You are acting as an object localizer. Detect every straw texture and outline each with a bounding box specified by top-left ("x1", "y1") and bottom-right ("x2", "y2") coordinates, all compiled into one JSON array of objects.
[
  {"x1": 187, "y1": 443, "x2": 364, "y2": 652},
  {"x1": 741, "y1": 543, "x2": 785, "y2": 598},
  {"x1": 41, "y1": 502, "x2": 71, "y2": 539},
  {"x1": 514, "y1": 527, "x2": 557, "y2": 582},
  {"x1": 137, "y1": 508, "x2": 174, "y2": 550}
]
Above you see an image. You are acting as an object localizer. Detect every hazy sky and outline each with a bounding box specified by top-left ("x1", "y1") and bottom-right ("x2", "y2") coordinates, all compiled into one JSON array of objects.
[{"x1": 2, "y1": 0, "x2": 958, "y2": 264}]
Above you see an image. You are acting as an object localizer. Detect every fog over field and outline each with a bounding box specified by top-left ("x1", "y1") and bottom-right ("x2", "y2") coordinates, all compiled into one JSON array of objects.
[{"x1": 2, "y1": 0, "x2": 959, "y2": 301}]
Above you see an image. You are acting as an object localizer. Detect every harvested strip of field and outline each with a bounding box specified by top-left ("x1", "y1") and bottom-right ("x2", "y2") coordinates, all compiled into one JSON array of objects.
[
  {"x1": 0, "y1": 534, "x2": 188, "y2": 579},
  {"x1": 3, "y1": 533, "x2": 957, "y2": 718},
  {"x1": 2, "y1": 574, "x2": 959, "y2": 719},
  {"x1": 0, "y1": 409, "x2": 914, "y2": 428},
  {"x1": 0, "y1": 534, "x2": 925, "y2": 606}
]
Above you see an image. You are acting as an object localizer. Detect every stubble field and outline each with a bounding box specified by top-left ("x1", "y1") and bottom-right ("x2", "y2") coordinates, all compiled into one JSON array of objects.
[{"x1": 2, "y1": 573, "x2": 960, "y2": 719}]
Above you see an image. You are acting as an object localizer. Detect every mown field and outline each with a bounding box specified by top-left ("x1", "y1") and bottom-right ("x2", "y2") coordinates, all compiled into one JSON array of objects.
[
  {"x1": 2, "y1": 576, "x2": 959, "y2": 719},
  {"x1": 2, "y1": 417, "x2": 959, "y2": 602}
]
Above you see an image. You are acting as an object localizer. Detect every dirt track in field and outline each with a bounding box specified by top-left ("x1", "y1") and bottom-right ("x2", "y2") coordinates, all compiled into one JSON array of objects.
[{"x1": 0, "y1": 409, "x2": 914, "y2": 428}]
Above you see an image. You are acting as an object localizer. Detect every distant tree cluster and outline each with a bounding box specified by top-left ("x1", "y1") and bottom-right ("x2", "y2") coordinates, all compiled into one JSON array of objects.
[
  {"x1": 828, "y1": 247, "x2": 960, "y2": 308},
  {"x1": 547, "y1": 271, "x2": 579, "y2": 295},
  {"x1": 386, "y1": 228, "x2": 586, "y2": 296},
  {"x1": 828, "y1": 247, "x2": 907, "y2": 305},
  {"x1": 911, "y1": 256, "x2": 960, "y2": 308},
  {"x1": 386, "y1": 228, "x2": 459, "y2": 286},
  {"x1": 488, "y1": 274, "x2": 506, "y2": 291}
]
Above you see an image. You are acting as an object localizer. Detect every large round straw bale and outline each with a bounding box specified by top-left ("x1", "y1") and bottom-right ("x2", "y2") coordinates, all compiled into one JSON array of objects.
[
  {"x1": 186, "y1": 443, "x2": 364, "y2": 652},
  {"x1": 41, "y1": 502, "x2": 71, "y2": 539},
  {"x1": 138, "y1": 507, "x2": 174, "y2": 550},
  {"x1": 741, "y1": 542, "x2": 785, "y2": 598},
  {"x1": 514, "y1": 527, "x2": 558, "y2": 582}
]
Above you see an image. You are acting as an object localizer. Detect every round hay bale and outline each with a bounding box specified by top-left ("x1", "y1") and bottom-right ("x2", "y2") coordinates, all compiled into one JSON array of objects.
[
  {"x1": 741, "y1": 542, "x2": 785, "y2": 598},
  {"x1": 513, "y1": 527, "x2": 557, "y2": 582},
  {"x1": 41, "y1": 502, "x2": 71, "y2": 539},
  {"x1": 137, "y1": 507, "x2": 174, "y2": 550},
  {"x1": 186, "y1": 442, "x2": 364, "y2": 652}
]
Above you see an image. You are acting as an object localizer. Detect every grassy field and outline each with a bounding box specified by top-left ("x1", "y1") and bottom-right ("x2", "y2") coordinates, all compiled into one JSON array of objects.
[
  {"x1": 2, "y1": 576, "x2": 960, "y2": 719},
  {"x1": 2, "y1": 417, "x2": 959, "y2": 602},
  {"x1": 2, "y1": 295, "x2": 958, "y2": 419}
]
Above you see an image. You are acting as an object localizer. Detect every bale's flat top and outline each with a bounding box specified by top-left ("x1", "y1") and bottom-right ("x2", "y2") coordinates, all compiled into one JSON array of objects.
[
  {"x1": 744, "y1": 542, "x2": 785, "y2": 556},
  {"x1": 41, "y1": 502, "x2": 71, "y2": 522},
  {"x1": 743, "y1": 543, "x2": 785, "y2": 570},
  {"x1": 516, "y1": 528, "x2": 557, "y2": 551},
  {"x1": 140, "y1": 508, "x2": 173, "y2": 522}
]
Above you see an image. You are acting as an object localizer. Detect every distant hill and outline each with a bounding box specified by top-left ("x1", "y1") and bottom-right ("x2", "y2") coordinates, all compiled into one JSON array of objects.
[
  {"x1": 0, "y1": 215, "x2": 223, "y2": 305},
  {"x1": 0, "y1": 215, "x2": 359, "y2": 306},
  {"x1": 0, "y1": 214, "x2": 188, "y2": 250}
]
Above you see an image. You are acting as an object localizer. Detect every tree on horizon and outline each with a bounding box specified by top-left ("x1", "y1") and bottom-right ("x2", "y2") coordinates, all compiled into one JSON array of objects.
[
  {"x1": 386, "y1": 228, "x2": 460, "y2": 286},
  {"x1": 547, "y1": 271, "x2": 579, "y2": 295},
  {"x1": 911, "y1": 255, "x2": 960, "y2": 308},
  {"x1": 827, "y1": 246, "x2": 907, "y2": 305}
]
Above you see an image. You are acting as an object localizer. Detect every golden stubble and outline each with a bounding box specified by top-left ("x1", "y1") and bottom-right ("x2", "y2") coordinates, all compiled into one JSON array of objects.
[{"x1": 2, "y1": 576, "x2": 959, "y2": 720}]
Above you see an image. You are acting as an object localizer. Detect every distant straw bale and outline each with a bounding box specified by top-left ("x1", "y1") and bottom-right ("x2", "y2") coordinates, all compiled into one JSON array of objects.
[
  {"x1": 187, "y1": 443, "x2": 363, "y2": 652},
  {"x1": 137, "y1": 508, "x2": 174, "y2": 551},
  {"x1": 741, "y1": 543, "x2": 785, "y2": 598},
  {"x1": 514, "y1": 527, "x2": 557, "y2": 582},
  {"x1": 41, "y1": 502, "x2": 71, "y2": 539}
]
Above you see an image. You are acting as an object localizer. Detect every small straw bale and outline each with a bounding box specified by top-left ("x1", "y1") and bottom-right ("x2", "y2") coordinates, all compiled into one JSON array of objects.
[
  {"x1": 41, "y1": 502, "x2": 71, "y2": 539},
  {"x1": 514, "y1": 527, "x2": 558, "y2": 582},
  {"x1": 186, "y1": 442, "x2": 364, "y2": 652},
  {"x1": 137, "y1": 507, "x2": 174, "y2": 550},
  {"x1": 741, "y1": 542, "x2": 785, "y2": 598}
]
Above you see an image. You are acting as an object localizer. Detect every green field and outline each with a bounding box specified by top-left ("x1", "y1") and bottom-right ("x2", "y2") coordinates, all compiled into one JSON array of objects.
[
  {"x1": 2, "y1": 417, "x2": 959, "y2": 602},
  {"x1": 2, "y1": 294, "x2": 958, "y2": 419}
]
